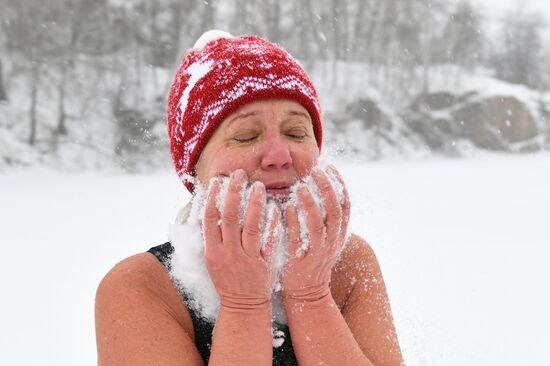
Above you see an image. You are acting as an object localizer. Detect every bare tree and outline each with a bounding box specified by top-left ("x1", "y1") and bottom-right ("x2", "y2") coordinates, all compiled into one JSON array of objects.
[
  {"x1": 28, "y1": 63, "x2": 40, "y2": 145},
  {"x1": 0, "y1": 60, "x2": 7, "y2": 102},
  {"x1": 231, "y1": 0, "x2": 260, "y2": 35},
  {"x1": 495, "y1": 8, "x2": 544, "y2": 89},
  {"x1": 201, "y1": 0, "x2": 217, "y2": 33},
  {"x1": 3, "y1": 0, "x2": 52, "y2": 145},
  {"x1": 0, "y1": 2, "x2": 8, "y2": 103},
  {"x1": 350, "y1": 0, "x2": 369, "y2": 61},
  {"x1": 330, "y1": 0, "x2": 344, "y2": 61},
  {"x1": 439, "y1": 0, "x2": 483, "y2": 68},
  {"x1": 262, "y1": 0, "x2": 281, "y2": 43}
]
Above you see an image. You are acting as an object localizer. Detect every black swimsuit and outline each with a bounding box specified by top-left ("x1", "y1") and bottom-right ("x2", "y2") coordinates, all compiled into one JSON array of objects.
[{"x1": 148, "y1": 242, "x2": 299, "y2": 365}]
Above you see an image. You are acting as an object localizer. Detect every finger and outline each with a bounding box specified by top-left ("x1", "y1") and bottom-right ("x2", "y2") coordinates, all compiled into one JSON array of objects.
[
  {"x1": 327, "y1": 165, "x2": 351, "y2": 243},
  {"x1": 296, "y1": 184, "x2": 325, "y2": 254},
  {"x1": 203, "y1": 178, "x2": 223, "y2": 251},
  {"x1": 285, "y1": 203, "x2": 305, "y2": 259},
  {"x1": 261, "y1": 203, "x2": 281, "y2": 263},
  {"x1": 221, "y1": 169, "x2": 247, "y2": 247},
  {"x1": 311, "y1": 168, "x2": 342, "y2": 248},
  {"x1": 242, "y1": 181, "x2": 265, "y2": 257}
]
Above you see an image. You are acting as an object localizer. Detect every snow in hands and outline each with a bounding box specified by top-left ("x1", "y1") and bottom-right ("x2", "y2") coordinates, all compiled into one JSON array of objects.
[
  {"x1": 168, "y1": 160, "x2": 350, "y2": 345},
  {"x1": 204, "y1": 161, "x2": 349, "y2": 270}
]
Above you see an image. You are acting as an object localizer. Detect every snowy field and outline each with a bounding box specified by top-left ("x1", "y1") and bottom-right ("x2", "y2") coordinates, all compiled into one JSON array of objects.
[{"x1": 1, "y1": 152, "x2": 549, "y2": 365}]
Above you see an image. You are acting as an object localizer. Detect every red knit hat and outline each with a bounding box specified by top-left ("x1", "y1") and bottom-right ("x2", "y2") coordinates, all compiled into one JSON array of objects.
[{"x1": 167, "y1": 31, "x2": 322, "y2": 192}]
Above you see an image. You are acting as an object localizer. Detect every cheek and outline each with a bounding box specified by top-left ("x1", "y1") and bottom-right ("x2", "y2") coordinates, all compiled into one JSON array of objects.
[
  {"x1": 292, "y1": 145, "x2": 319, "y2": 177},
  {"x1": 203, "y1": 149, "x2": 260, "y2": 179}
]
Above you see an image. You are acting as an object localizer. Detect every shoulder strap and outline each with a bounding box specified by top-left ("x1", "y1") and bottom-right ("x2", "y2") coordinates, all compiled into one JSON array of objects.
[
  {"x1": 147, "y1": 241, "x2": 214, "y2": 363},
  {"x1": 147, "y1": 242, "x2": 174, "y2": 270},
  {"x1": 147, "y1": 241, "x2": 298, "y2": 365}
]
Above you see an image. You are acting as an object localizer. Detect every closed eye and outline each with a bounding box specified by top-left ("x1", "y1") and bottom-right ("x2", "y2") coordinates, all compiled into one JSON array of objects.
[
  {"x1": 233, "y1": 134, "x2": 258, "y2": 143},
  {"x1": 288, "y1": 134, "x2": 305, "y2": 140},
  {"x1": 286, "y1": 127, "x2": 307, "y2": 140}
]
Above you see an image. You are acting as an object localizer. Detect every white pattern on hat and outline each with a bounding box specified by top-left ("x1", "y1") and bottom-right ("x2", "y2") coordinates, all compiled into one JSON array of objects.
[
  {"x1": 175, "y1": 73, "x2": 319, "y2": 180},
  {"x1": 168, "y1": 32, "x2": 322, "y2": 192},
  {"x1": 177, "y1": 59, "x2": 214, "y2": 141}
]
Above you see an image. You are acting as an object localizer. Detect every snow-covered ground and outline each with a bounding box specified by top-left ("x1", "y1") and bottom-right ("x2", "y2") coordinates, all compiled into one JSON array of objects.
[{"x1": 1, "y1": 152, "x2": 549, "y2": 365}]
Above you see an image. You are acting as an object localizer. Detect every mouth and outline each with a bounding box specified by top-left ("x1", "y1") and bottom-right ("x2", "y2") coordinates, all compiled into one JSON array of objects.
[
  {"x1": 264, "y1": 182, "x2": 293, "y2": 202},
  {"x1": 266, "y1": 187, "x2": 291, "y2": 195}
]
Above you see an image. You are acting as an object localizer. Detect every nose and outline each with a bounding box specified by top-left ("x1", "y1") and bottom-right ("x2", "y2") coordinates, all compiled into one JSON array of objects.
[{"x1": 260, "y1": 134, "x2": 292, "y2": 171}]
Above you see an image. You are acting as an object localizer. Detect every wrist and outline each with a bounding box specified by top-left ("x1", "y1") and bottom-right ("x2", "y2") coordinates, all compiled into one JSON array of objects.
[
  {"x1": 220, "y1": 296, "x2": 272, "y2": 313},
  {"x1": 281, "y1": 285, "x2": 331, "y2": 306},
  {"x1": 283, "y1": 291, "x2": 337, "y2": 321}
]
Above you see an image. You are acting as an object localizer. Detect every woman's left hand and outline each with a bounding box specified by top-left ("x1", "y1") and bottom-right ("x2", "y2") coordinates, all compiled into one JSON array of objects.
[{"x1": 281, "y1": 166, "x2": 350, "y2": 303}]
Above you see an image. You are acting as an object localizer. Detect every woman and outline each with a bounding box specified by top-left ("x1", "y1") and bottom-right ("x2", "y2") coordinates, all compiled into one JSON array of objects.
[{"x1": 95, "y1": 31, "x2": 404, "y2": 366}]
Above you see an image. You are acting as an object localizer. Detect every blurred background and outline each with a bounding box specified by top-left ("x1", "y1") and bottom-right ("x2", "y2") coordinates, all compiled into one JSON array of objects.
[
  {"x1": 1, "y1": 1, "x2": 550, "y2": 365},
  {"x1": 1, "y1": 0, "x2": 549, "y2": 170}
]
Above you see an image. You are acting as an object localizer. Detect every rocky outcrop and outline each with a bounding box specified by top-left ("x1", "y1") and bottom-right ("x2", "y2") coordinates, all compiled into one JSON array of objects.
[
  {"x1": 113, "y1": 108, "x2": 163, "y2": 170},
  {"x1": 411, "y1": 91, "x2": 472, "y2": 112},
  {"x1": 345, "y1": 98, "x2": 393, "y2": 131},
  {"x1": 333, "y1": 90, "x2": 547, "y2": 157},
  {"x1": 451, "y1": 96, "x2": 538, "y2": 150},
  {"x1": 328, "y1": 97, "x2": 425, "y2": 158},
  {"x1": 541, "y1": 95, "x2": 550, "y2": 149},
  {"x1": 408, "y1": 92, "x2": 543, "y2": 153}
]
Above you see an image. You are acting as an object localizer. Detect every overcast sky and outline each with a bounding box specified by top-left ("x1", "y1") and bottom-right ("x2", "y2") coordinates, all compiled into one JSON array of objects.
[
  {"x1": 453, "y1": 0, "x2": 550, "y2": 41},
  {"x1": 465, "y1": 0, "x2": 550, "y2": 22}
]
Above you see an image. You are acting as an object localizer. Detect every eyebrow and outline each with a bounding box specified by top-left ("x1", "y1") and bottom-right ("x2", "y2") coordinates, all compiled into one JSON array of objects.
[
  {"x1": 226, "y1": 111, "x2": 258, "y2": 127},
  {"x1": 225, "y1": 109, "x2": 311, "y2": 128},
  {"x1": 285, "y1": 110, "x2": 311, "y2": 122}
]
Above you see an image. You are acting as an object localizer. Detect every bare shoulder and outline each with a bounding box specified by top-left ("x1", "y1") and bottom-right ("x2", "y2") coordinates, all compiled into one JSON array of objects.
[
  {"x1": 331, "y1": 234, "x2": 380, "y2": 308},
  {"x1": 340, "y1": 233, "x2": 378, "y2": 266},
  {"x1": 97, "y1": 252, "x2": 165, "y2": 295},
  {"x1": 96, "y1": 252, "x2": 193, "y2": 335},
  {"x1": 95, "y1": 252, "x2": 201, "y2": 365},
  {"x1": 99, "y1": 253, "x2": 173, "y2": 295},
  {"x1": 332, "y1": 235, "x2": 405, "y2": 365}
]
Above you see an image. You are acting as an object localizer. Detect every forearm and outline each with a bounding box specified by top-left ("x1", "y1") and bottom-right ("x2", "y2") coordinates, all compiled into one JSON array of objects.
[
  {"x1": 285, "y1": 294, "x2": 375, "y2": 366},
  {"x1": 208, "y1": 302, "x2": 273, "y2": 366}
]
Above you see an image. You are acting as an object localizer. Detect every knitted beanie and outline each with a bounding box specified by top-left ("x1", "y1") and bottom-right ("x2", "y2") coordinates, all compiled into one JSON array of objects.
[{"x1": 167, "y1": 30, "x2": 322, "y2": 192}]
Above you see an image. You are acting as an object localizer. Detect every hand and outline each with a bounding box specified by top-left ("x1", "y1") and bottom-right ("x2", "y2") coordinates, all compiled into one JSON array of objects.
[
  {"x1": 281, "y1": 166, "x2": 350, "y2": 303},
  {"x1": 203, "y1": 169, "x2": 281, "y2": 310}
]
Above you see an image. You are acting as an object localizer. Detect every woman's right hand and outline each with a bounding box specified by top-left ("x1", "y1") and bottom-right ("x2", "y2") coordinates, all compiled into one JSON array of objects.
[{"x1": 203, "y1": 169, "x2": 281, "y2": 310}]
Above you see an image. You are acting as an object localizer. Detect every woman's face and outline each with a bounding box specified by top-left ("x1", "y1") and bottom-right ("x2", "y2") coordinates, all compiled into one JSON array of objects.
[{"x1": 195, "y1": 99, "x2": 319, "y2": 196}]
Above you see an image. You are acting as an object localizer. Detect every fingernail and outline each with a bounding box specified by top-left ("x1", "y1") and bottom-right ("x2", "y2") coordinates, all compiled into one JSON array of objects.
[
  {"x1": 286, "y1": 202, "x2": 297, "y2": 214},
  {"x1": 311, "y1": 167, "x2": 321, "y2": 177},
  {"x1": 207, "y1": 176, "x2": 220, "y2": 191},
  {"x1": 252, "y1": 181, "x2": 265, "y2": 194},
  {"x1": 297, "y1": 183, "x2": 309, "y2": 194},
  {"x1": 232, "y1": 169, "x2": 247, "y2": 180}
]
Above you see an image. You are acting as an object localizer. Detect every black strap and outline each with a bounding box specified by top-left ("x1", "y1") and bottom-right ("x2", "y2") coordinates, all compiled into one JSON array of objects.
[{"x1": 147, "y1": 242, "x2": 298, "y2": 365}]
